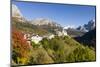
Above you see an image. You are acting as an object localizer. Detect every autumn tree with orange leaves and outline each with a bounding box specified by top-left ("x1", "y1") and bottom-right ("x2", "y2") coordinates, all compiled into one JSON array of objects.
[{"x1": 12, "y1": 28, "x2": 31, "y2": 64}]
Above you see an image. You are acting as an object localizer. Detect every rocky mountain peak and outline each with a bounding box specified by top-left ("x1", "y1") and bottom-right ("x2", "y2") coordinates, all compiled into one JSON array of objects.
[
  {"x1": 12, "y1": 4, "x2": 22, "y2": 18},
  {"x1": 31, "y1": 18, "x2": 61, "y2": 27},
  {"x1": 12, "y1": 4, "x2": 27, "y2": 22},
  {"x1": 76, "y1": 19, "x2": 96, "y2": 32}
]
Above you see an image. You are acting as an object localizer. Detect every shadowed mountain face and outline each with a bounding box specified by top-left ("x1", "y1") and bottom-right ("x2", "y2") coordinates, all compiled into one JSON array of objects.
[{"x1": 75, "y1": 28, "x2": 96, "y2": 48}]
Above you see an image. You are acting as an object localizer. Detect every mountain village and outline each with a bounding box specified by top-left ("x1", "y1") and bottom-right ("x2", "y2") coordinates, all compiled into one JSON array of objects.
[{"x1": 23, "y1": 28, "x2": 68, "y2": 45}]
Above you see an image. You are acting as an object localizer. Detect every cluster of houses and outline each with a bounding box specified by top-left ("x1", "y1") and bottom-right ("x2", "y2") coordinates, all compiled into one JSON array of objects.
[
  {"x1": 23, "y1": 28, "x2": 68, "y2": 45},
  {"x1": 23, "y1": 33, "x2": 55, "y2": 45}
]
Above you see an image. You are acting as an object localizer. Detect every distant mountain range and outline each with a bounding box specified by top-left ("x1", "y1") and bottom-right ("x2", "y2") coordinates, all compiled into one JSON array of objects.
[
  {"x1": 12, "y1": 4, "x2": 96, "y2": 38},
  {"x1": 76, "y1": 19, "x2": 95, "y2": 32},
  {"x1": 66, "y1": 19, "x2": 96, "y2": 37},
  {"x1": 31, "y1": 18, "x2": 61, "y2": 27}
]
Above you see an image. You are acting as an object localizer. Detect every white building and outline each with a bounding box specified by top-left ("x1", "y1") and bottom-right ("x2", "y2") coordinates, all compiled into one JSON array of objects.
[
  {"x1": 62, "y1": 28, "x2": 67, "y2": 36},
  {"x1": 31, "y1": 35, "x2": 43, "y2": 44},
  {"x1": 56, "y1": 28, "x2": 68, "y2": 36},
  {"x1": 48, "y1": 34, "x2": 55, "y2": 39},
  {"x1": 56, "y1": 31, "x2": 63, "y2": 36}
]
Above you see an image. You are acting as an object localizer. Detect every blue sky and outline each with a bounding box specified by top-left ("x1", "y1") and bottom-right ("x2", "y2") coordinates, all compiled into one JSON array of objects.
[{"x1": 12, "y1": 1, "x2": 96, "y2": 27}]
